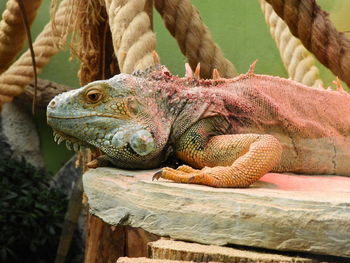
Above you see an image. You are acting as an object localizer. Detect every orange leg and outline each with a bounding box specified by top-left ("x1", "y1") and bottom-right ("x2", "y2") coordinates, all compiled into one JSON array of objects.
[{"x1": 153, "y1": 119, "x2": 282, "y2": 187}]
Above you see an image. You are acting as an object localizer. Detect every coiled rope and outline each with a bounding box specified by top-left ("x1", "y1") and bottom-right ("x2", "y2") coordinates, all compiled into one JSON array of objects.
[
  {"x1": 0, "y1": 0, "x2": 74, "y2": 102},
  {"x1": 260, "y1": 0, "x2": 323, "y2": 88},
  {"x1": 0, "y1": 0, "x2": 43, "y2": 106},
  {"x1": 0, "y1": 0, "x2": 42, "y2": 74},
  {"x1": 104, "y1": 0, "x2": 157, "y2": 73},
  {"x1": 154, "y1": 0, "x2": 237, "y2": 79},
  {"x1": 264, "y1": 0, "x2": 350, "y2": 88}
]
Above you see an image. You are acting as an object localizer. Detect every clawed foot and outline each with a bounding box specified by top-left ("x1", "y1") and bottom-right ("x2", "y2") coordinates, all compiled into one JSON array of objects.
[
  {"x1": 152, "y1": 170, "x2": 163, "y2": 180},
  {"x1": 86, "y1": 155, "x2": 112, "y2": 168},
  {"x1": 86, "y1": 159, "x2": 99, "y2": 168},
  {"x1": 152, "y1": 165, "x2": 222, "y2": 187}
]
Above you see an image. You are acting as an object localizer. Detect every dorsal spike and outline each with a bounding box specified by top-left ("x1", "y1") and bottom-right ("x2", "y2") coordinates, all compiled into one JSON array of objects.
[
  {"x1": 152, "y1": 50, "x2": 161, "y2": 65},
  {"x1": 184, "y1": 63, "x2": 193, "y2": 78},
  {"x1": 248, "y1": 60, "x2": 258, "y2": 75},
  {"x1": 332, "y1": 77, "x2": 345, "y2": 92},
  {"x1": 212, "y1": 68, "x2": 221, "y2": 80},
  {"x1": 194, "y1": 63, "x2": 201, "y2": 79}
]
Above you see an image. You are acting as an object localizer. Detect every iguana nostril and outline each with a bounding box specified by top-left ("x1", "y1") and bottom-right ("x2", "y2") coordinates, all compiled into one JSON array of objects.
[{"x1": 49, "y1": 99, "x2": 57, "y2": 108}]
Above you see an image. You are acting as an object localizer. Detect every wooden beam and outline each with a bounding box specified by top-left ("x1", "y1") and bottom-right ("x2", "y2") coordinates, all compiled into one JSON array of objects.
[{"x1": 149, "y1": 239, "x2": 315, "y2": 263}]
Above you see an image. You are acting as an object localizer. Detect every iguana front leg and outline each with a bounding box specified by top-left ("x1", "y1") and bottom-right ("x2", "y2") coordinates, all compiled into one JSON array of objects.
[{"x1": 154, "y1": 119, "x2": 282, "y2": 187}]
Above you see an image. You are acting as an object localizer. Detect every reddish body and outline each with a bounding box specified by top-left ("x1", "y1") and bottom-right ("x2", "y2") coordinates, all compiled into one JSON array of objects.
[{"x1": 191, "y1": 73, "x2": 350, "y2": 175}]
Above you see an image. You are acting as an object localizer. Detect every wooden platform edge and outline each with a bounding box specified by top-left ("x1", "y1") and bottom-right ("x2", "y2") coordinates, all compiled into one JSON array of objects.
[{"x1": 83, "y1": 167, "x2": 350, "y2": 258}]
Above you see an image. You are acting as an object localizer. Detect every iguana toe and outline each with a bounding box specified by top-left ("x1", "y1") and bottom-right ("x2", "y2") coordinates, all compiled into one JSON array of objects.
[
  {"x1": 86, "y1": 159, "x2": 99, "y2": 168},
  {"x1": 152, "y1": 170, "x2": 163, "y2": 181},
  {"x1": 155, "y1": 167, "x2": 199, "y2": 183},
  {"x1": 176, "y1": 165, "x2": 197, "y2": 173},
  {"x1": 86, "y1": 155, "x2": 113, "y2": 169}
]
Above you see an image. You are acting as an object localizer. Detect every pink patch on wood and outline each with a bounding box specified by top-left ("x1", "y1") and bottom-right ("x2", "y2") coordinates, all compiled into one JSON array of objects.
[{"x1": 258, "y1": 173, "x2": 350, "y2": 192}]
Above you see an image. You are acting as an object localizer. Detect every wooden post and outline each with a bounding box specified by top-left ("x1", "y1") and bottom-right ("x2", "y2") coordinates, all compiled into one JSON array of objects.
[
  {"x1": 85, "y1": 214, "x2": 125, "y2": 263},
  {"x1": 85, "y1": 214, "x2": 159, "y2": 262}
]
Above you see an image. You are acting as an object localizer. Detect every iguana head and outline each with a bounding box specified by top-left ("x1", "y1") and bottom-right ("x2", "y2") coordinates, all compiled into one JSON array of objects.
[{"x1": 47, "y1": 71, "x2": 175, "y2": 169}]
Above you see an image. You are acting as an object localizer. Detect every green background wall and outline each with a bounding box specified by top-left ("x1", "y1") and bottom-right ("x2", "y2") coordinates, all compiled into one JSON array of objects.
[{"x1": 1, "y1": 0, "x2": 348, "y2": 173}]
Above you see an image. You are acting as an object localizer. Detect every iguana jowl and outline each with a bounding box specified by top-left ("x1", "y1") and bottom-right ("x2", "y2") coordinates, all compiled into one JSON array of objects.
[{"x1": 47, "y1": 65, "x2": 350, "y2": 187}]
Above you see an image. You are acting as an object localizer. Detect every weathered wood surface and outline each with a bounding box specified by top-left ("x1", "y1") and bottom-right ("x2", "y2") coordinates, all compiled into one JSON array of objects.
[
  {"x1": 117, "y1": 257, "x2": 195, "y2": 263},
  {"x1": 83, "y1": 167, "x2": 350, "y2": 258},
  {"x1": 84, "y1": 214, "x2": 159, "y2": 262},
  {"x1": 125, "y1": 226, "x2": 159, "y2": 257},
  {"x1": 149, "y1": 239, "x2": 316, "y2": 263},
  {"x1": 85, "y1": 214, "x2": 125, "y2": 263}
]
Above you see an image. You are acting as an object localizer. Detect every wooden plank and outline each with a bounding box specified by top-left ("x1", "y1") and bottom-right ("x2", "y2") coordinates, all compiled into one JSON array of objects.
[
  {"x1": 117, "y1": 257, "x2": 195, "y2": 263},
  {"x1": 83, "y1": 167, "x2": 350, "y2": 258},
  {"x1": 149, "y1": 239, "x2": 316, "y2": 263}
]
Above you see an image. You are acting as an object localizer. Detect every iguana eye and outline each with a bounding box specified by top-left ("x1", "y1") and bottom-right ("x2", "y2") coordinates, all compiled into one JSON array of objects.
[{"x1": 86, "y1": 89, "x2": 103, "y2": 103}]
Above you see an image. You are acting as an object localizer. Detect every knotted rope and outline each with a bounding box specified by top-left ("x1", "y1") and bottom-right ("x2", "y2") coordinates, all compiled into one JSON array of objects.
[
  {"x1": 0, "y1": 0, "x2": 74, "y2": 101},
  {"x1": 264, "y1": 0, "x2": 350, "y2": 87},
  {"x1": 104, "y1": 0, "x2": 157, "y2": 73},
  {"x1": 260, "y1": 0, "x2": 323, "y2": 88},
  {"x1": 154, "y1": 0, "x2": 237, "y2": 79},
  {"x1": 0, "y1": 0, "x2": 42, "y2": 74}
]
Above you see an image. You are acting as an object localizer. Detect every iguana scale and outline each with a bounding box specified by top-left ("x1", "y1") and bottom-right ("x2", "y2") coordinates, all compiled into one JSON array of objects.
[{"x1": 47, "y1": 64, "x2": 350, "y2": 187}]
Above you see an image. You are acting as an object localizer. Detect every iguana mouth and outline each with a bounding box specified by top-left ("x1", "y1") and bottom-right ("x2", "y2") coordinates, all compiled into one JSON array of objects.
[
  {"x1": 53, "y1": 129, "x2": 96, "y2": 152},
  {"x1": 48, "y1": 113, "x2": 129, "y2": 120}
]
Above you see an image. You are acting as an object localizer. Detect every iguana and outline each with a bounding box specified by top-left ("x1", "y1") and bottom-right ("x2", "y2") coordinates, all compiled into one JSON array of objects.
[{"x1": 46, "y1": 63, "x2": 350, "y2": 187}]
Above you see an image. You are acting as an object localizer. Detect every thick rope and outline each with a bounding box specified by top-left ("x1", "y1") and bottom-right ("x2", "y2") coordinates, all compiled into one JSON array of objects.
[
  {"x1": 154, "y1": 0, "x2": 237, "y2": 79},
  {"x1": 264, "y1": 0, "x2": 350, "y2": 88},
  {"x1": 104, "y1": 0, "x2": 157, "y2": 73},
  {"x1": 260, "y1": 0, "x2": 323, "y2": 88},
  {"x1": 0, "y1": 0, "x2": 43, "y2": 74},
  {"x1": 0, "y1": 0, "x2": 74, "y2": 99}
]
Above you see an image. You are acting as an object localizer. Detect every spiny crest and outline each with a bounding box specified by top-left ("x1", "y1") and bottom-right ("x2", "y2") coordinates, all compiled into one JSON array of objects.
[
  {"x1": 152, "y1": 50, "x2": 161, "y2": 65},
  {"x1": 194, "y1": 63, "x2": 201, "y2": 79},
  {"x1": 131, "y1": 50, "x2": 171, "y2": 80},
  {"x1": 132, "y1": 59, "x2": 228, "y2": 86},
  {"x1": 247, "y1": 60, "x2": 258, "y2": 75},
  {"x1": 325, "y1": 77, "x2": 350, "y2": 95},
  {"x1": 212, "y1": 68, "x2": 221, "y2": 80},
  {"x1": 184, "y1": 62, "x2": 225, "y2": 83},
  {"x1": 183, "y1": 63, "x2": 204, "y2": 80},
  {"x1": 332, "y1": 77, "x2": 346, "y2": 93},
  {"x1": 184, "y1": 63, "x2": 193, "y2": 78},
  {"x1": 230, "y1": 60, "x2": 259, "y2": 82}
]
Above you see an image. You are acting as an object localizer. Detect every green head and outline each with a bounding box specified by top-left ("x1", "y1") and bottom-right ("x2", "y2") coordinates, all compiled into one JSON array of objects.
[{"x1": 47, "y1": 73, "x2": 173, "y2": 169}]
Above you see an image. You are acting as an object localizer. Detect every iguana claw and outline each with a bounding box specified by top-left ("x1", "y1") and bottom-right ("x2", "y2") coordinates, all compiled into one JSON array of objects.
[
  {"x1": 86, "y1": 155, "x2": 112, "y2": 168},
  {"x1": 152, "y1": 170, "x2": 163, "y2": 181}
]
